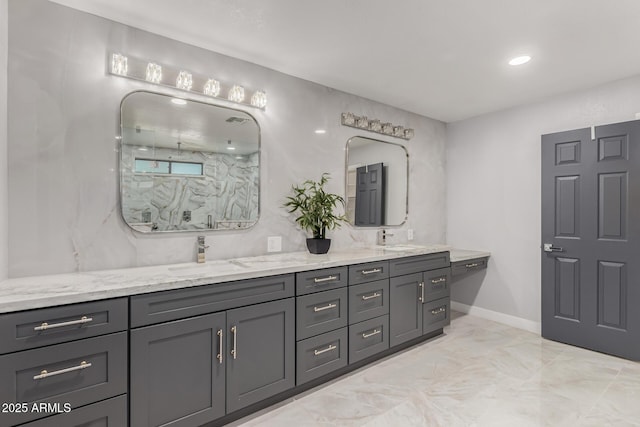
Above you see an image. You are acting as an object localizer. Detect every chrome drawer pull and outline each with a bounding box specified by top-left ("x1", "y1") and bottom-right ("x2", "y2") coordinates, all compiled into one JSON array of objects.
[
  {"x1": 34, "y1": 316, "x2": 93, "y2": 331},
  {"x1": 361, "y1": 292, "x2": 381, "y2": 301},
  {"x1": 33, "y1": 360, "x2": 91, "y2": 380},
  {"x1": 465, "y1": 263, "x2": 479, "y2": 268},
  {"x1": 314, "y1": 275, "x2": 337, "y2": 283},
  {"x1": 431, "y1": 306, "x2": 447, "y2": 315},
  {"x1": 230, "y1": 326, "x2": 237, "y2": 360},
  {"x1": 362, "y1": 329, "x2": 381, "y2": 339},
  {"x1": 361, "y1": 268, "x2": 382, "y2": 275},
  {"x1": 418, "y1": 282, "x2": 424, "y2": 302},
  {"x1": 314, "y1": 303, "x2": 337, "y2": 312},
  {"x1": 314, "y1": 344, "x2": 337, "y2": 356},
  {"x1": 431, "y1": 277, "x2": 447, "y2": 284},
  {"x1": 217, "y1": 329, "x2": 223, "y2": 364}
]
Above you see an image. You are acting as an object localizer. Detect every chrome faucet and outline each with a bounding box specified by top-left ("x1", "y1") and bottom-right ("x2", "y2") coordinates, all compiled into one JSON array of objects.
[{"x1": 197, "y1": 235, "x2": 209, "y2": 263}]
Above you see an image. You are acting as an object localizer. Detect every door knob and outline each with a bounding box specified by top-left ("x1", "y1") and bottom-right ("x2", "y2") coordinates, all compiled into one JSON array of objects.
[{"x1": 543, "y1": 243, "x2": 564, "y2": 253}]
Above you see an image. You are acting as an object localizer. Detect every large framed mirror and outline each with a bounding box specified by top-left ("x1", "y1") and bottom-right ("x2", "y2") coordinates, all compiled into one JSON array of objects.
[
  {"x1": 119, "y1": 91, "x2": 260, "y2": 232},
  {"x1": 345, "y1": 136, "x2": 408, "y2": 226}
]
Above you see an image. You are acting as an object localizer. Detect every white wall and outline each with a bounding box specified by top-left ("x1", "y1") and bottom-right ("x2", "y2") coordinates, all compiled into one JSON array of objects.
[
  {"x1": 0, "y1": 0, "x2": 8, "y2": 281},
  {"x1": 447, "y1": 74, "x2": 640, "y2": 325},
  {"x1": 7, "y1": 0, "x2": 446, "y2": 277}
]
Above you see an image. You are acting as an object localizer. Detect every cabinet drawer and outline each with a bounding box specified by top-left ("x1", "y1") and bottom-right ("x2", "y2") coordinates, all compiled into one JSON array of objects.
[
  {"x1": 348, "y1": 315, "x2": 389, "y2": 364},
  {"x1": 348, "y1": 279, "x2": 389, "y2": 324},
  {"x1": 389, "y1": 252, "x2": 450, "y2": 277},
  {"x1": 422, "y1": 298, "x2": 450, "y2": 334},
  {"x1": 296, "y1": 327, "x2": 348, "y2": 385},
  {"x1": 296, "y1": 288, "x2": 348, "y2": 340},
  {"x1": 451, "y1": 257, "x2": 488, "y2": 276},
  {"x1": 0, "y1": 332, "x2": 127, "y2": 426},
  {"x1": 0, "y1": 298, "x2": 128, "y2": 355},
  {"x1": 19, "y1": 394, "x2": 127, "y2": 427},
  {"x1": 423, "y1": 267, "x2": 451, "y2": 303},
  {"x1": 349, "y1": 261, "x2": 390, "y2": 286},
  {"x1": 296, "y1": 267, "x2": 348, "y2": 296},
  {"x1": 130, "y1": 274, "x2": 294, "y2": 327}
]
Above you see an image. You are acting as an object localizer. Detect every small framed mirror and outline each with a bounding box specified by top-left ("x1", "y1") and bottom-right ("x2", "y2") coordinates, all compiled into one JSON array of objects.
[
  {"x1": 119, "y1": 91, "x2": 260, "y2": 232},
  {"x1": 345, "y1": 136, "x2": 408, "y2": 226}
]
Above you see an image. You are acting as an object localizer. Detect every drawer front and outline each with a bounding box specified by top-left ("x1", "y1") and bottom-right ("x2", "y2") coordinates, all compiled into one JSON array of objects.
[
  {"x1": 130, "y1": 274, "x2": 295, "y2": 327},
  {"x1": 296, "y1": 267, "x2": 348, "y2": 296},
  {"x1": 348, "y1": 279, "x2": 389, "y2": 324},
  {"x1": 296, "y1": 288, "x2": 348, "y2": 340},
  {"x1": 451, "y1": 257, "x2": 488, "y2": 276},
  {"x1": 0, "y1": 332, "x2": 127, "y2": 426},
  {"x1": 296, "y1": 327, "x2": 348, "y2": 385},
  {"x1": 0, "y1": 298, "x2": 128, "y2": 355},
  {"x1": 19, "y1": 395, "x2": 127, "y2": 427},
  {"x1": 422, "y1": 267, "x2": 451, "y2": 303},
  {"x1": 389, "y1": 252, "x2": 450, "y2": 277},
  {"x1": 422, "y1": 297, "x2": 450, "y2": 334},
  {"x1": 348, "y1": 261, "x2": 390, "y2": 286},
  {"x1": 348, "y1": 315, "x2": 389, "y2": 364}
]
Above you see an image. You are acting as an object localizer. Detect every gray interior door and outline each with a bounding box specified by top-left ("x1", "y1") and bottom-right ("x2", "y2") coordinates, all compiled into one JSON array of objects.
[
  {"x1": 355, "y1": 163, "x2": 385, "y2": 226},
  {"x1": 541, "y1": 120, "x2": 640, "y2": 360}
]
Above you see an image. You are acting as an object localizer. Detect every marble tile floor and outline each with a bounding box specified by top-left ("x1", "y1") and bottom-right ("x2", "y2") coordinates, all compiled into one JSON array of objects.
[{"x1": 230, "y1": 311, "x2": 640, "y2": 427}]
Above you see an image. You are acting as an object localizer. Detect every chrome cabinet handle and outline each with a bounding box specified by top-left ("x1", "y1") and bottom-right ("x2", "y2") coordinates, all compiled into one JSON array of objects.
[
  {"x1": 34, "y1": 316, "x2": 93, "y2": 331},
  {"x1": 431, "y1": 277, "x2": 447, "y2": 284},
  {"x1": 314, "y1": 303, "x2": 337, "y2": 312},
  {"x1": 418, "y1": 282, "x2": 424, "y2": 302},
  {"x1": 230, "y1": 326, "x2": 237, "y2": 360},
  {"x1": 217, "y1": 329, "x2": 223, "y2": 364},
  {"x1": 362, "y1": 292, "x2": 381, "y2": 301},
  {"x1": 431, "y1": 306, "x2": 447, "y2": 315},
  {"x1": 314, "y1": 344, "x2": 337, "y2": 356},
  {"x1": 465, "y1": 263, "x2": 479, "y2": 268},
  {"x1": 33, "y1": 360, "x2": 91, "y2": 380},
  {"x1": 362, "y1": 329, "x2": 381, "y2": 339},
  {"x1": 314, "y1": 275, "x2": 337, "y2": 283},
  {"x1": 361, "y1": 268, "x2": 382, "y2": 275}
]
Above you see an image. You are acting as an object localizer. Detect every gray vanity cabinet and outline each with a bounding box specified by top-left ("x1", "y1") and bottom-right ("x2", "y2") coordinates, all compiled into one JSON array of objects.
[
  {"x1": 130, "y1": 312, "x2": 226, "y2": 427},
  {"x1": 226, "y1": 298, "x2": 295, "y2": 413},
  {"x1": 389, "y1": 253, "x2": 451, "y2": 347}
]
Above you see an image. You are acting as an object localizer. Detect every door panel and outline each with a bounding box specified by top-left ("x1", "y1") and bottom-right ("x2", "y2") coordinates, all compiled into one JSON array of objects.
[
  {"x1": 355, "y1": 163, "x2": 385, "y2": 226},
  {"x1": 542, "y1": 120, "x2": 640, "y2": 360}
]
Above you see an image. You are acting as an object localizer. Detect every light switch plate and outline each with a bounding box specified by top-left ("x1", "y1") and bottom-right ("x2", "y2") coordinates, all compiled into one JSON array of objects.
[
  {"x1": 407, "y1": 229, "x2": 414, "y2": 241},
  {"x1": 267, "y1": 236, "x2": 282, "y2": 252}
]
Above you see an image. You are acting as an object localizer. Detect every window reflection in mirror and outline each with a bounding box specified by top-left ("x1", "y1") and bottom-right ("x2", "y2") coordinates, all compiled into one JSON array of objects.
[
  {"x1": 345, "y1": 136, "x2": 408, "y2": 227},
  {"x1": 120, "y1": 91, "x2": 260, "y2": 232}
]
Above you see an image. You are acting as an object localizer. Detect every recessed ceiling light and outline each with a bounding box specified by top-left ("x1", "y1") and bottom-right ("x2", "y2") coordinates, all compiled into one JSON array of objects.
[
  {"x1": 171, "y1": 98, "x2": 187, "y2": 105},
  {"x1": 314, "y1": 129, "x2": 326, "y2": 134},
  {"x1": 509, "y1": 55, "x2": 531, "y2": 66}
]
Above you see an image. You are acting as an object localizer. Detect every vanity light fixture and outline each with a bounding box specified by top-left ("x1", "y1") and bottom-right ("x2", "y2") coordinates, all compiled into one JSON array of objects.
[
  {"x1": 108, "y1": 53, "x2": 267, "y2": 110},
  {"x1": 341, "y1": 112, "x2": 414, "y2": 140},
  {"x1": 176, "y1": 71, "x2": 193, "y2": 90}
]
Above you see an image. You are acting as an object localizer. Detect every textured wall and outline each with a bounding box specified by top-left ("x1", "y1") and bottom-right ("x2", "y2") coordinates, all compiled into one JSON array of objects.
[
  {"x1": 447, "y1": 74, "x2": 640, "y2": 324},
  {"x1": 0, "y1": 0, "x2": 7, "y2": 280},
  {"x1": 7, "y1": 0, "x2": 446, "y2": 277}
]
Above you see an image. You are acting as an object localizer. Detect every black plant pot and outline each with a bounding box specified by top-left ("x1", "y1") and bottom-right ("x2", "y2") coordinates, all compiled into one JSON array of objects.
[{"x1": 306, "y1": 238, "x2": 331, "y2": 254}]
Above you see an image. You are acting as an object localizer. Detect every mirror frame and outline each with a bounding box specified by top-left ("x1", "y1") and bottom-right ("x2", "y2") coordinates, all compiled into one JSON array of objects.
[
  {"x1": 118, "y1": 90, "x2": 261, "y2": 233},
  {"x1": 345, "y1": 135, "x2": 409, "y2": 227}
]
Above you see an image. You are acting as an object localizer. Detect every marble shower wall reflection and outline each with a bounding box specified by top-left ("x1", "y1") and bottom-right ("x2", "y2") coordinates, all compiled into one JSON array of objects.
[{"x1": 121, "y1": 146, "x2": 259, "y2": 231}]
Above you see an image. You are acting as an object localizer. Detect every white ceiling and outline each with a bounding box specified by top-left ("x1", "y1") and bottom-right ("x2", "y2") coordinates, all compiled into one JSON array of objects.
[{"x1": 50, "y1": 0, "x2": 640, "y2": 122}]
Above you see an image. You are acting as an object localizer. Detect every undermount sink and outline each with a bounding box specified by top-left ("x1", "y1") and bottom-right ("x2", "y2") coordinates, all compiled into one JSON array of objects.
[
  {"x1": 167, "y1": 261, "x2": 247, "y2": 276},
  {"x1": 378, "y1": 244, "x2": 424, "y2": 252}
]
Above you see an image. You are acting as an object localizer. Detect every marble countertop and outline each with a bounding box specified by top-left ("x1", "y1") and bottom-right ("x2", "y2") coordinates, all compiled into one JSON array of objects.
[
  {"x1": 0, "y1": 244, "x2": 490, "y2": 314},
  {"x1": 449, "y1": 248, "x2": 492, "y2": 263}
]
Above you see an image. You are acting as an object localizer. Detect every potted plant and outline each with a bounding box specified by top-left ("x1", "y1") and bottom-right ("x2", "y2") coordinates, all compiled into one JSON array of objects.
[{"x1": 283, "y1": 173, "x2": 347, "y2": 254}]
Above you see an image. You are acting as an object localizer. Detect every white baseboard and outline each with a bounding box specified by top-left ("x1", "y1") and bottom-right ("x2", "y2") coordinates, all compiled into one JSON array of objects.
[{"x1": 451, "y1": 301, "x2": 541, "y2": 334}]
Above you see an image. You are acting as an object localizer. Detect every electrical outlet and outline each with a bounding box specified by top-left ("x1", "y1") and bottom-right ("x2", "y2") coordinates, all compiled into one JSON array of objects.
[
  {"x1": 407, "y1": 229, "x2": 414, "y2": 241},
  {"x1": 267, "y1": 236, "x2": 282, "y2": 252}
]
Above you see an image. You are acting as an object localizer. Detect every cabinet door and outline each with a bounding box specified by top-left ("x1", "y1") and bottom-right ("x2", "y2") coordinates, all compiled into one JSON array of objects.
[
  {"x1": 226, "y1": 298, "x2": 295, "y2": 413},
  {"x1": 130, "y1": 312, "x2": 226, "y2": 427},
  {"x1": 389, "y1": 273, "x2": 422, "y2": 347}
]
